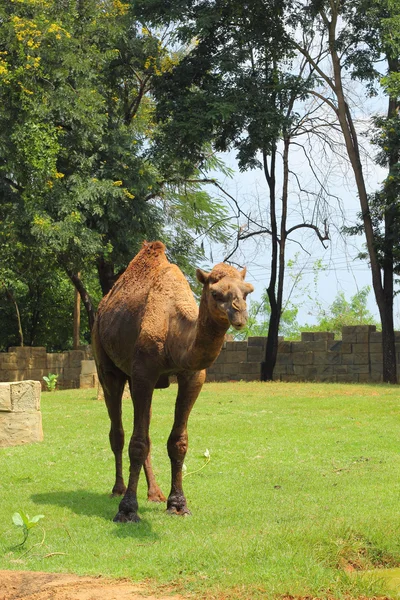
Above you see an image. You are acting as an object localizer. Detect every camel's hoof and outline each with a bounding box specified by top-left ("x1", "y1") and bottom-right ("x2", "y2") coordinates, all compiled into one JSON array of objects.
[
  {"x1": 113, "y1": 511, "x2": 140, "y2": 523},
  {"x1": 111, "y1": 485, "x2": 126, "y2": 497},
  {"x1": 166, "y1": 506, "x2": 191, "y2": 517},
  {"x1": 147, "y1": 489, "x2": 167, "y2": 503}
]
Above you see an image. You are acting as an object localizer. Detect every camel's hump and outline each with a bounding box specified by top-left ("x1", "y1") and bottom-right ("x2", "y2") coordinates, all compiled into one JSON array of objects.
[{"x1": 125, "y1": 240, "x2": 168, "y2": 275}]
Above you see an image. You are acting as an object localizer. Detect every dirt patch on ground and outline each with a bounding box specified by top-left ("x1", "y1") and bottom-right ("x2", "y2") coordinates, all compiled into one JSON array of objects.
[{"x1": 0, "y1": 570, "x2": 184, "y2": 600}]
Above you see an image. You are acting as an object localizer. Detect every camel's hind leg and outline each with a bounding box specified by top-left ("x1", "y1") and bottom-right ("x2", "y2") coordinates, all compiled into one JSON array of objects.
[
  {"x1": 167, "y1": 369, "x2": 206, "y2": 516},
  {"x1": 98, "y1": 366, "x2": 127, "y2": 497}
]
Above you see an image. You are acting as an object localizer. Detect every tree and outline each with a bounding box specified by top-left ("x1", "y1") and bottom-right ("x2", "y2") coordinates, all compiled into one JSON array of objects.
[
  {"x1": 0, "y1": 0, "x2": 232, "y2": 337},
  {"x1": 289, "y1": 0, "x2": 400, "y2": 382}
]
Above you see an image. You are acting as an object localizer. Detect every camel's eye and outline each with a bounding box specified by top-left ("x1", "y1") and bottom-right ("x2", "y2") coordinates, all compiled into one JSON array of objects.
[{"x1": 211, "y1": 290, "x2": 223, "y2": 301}]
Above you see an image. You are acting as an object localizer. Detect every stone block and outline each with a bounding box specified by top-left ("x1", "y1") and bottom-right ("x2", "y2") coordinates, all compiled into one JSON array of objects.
[
  {"x1": 0, "y1": 370, "x2": 24, "y2": 382},
  {"x1": 370, "y1": 332, "x2": 382, "y2": 343},
  {"x1": 240, "y1": 362, "x2": 261, "y2": 375},
  {"x1": 226, "y1": 351, "x2": 247, "y2": 363},
  {"x1": 317, "y1": 351, "x2": 341, "y2": 365},
  {"x1": 341, "y1": 353, "x2": 354, "y2": 365},
  {"x1": 334, "y1": 365, "x2": 348, "y2": 375},
  {"x1": 8, "y1": 347, "x2": 32, "y2": 357},
  {"x1": 0, "y1": 411, "x2": 43, "y2": 447},
  {"x1": 247, "y1": 347, "x2": 263, "y2": 362},
  {"x1": 273, "y1": 364, "x2": 287, "y2": 375},
  {"x1": 291, "y1": 342, "x2": 307, "y2": 352},
  {"x1": 309, "y1": 340, "x2": 329, "y2": 352},
  {"x1": 293, "y1": 365, "x2": 305, "y2": 376},
  {"x1": 31, "y1": 347, "x2": 47, "y2": 357},
  {"x1": 276, "y1": 353, "x2": 293, "y2": 365},
  {"x1": 370, "y1": 360, "x2": 383, "y2": 373},
  {"x1": 356, "y1": 332, "x2": 370, "y2": 344},
  {"x1": 347, "y1": 364, "x2": 370, "y2": 374},
  {"x1": 29, "y1": 357, "x2": 47, "y2": 370},
  {"x1": 0, "y1": 383, "x2": 11, "y2": 411},
  {"x1": 301, "y1": 332, "x2": 315, "y2": 342},
  {"x1": 353, "y1": 353, "x2": 369, "y2": 365},
  {"x1": 337, "y1": 374, "x2": 358, "y2": 383},
  {"x1": 292, "y1": 352, "x2": 313, "y2": 365},
  {"x1": 47, "y1": 353, "x2": 68, "y2": 367},
  {"x1": 303, "y1": 366, "x2": 319, "y2": 379},
  {"x1": 61, "y1": 367, "x2": 81, "y2": 381},
  {"x1": 277, "y1": 341, "x2": 291, "y2": 353},
  {"x1": 342, "y1": 333, "x2": 357, "y2": 344},
  {"x1": 81, "y1": 360, "x2": 96, "y2": 375},
  {"x1": 0, "y1": 354, "x2": 18, "y2": 367},
  {"x1": 340, "y1": 343, "x2": 352, "y2": 354},
  {"x1": 225, "y1": 341, "x2": 236, "y2": 351},
  {"x1": 359, "y1": 373, "x2": 373, "y2": 383},
  {"x1": 369, "y1": 372, "x2": 382, "y2": 382},
  {"x1": 209, "y1": 363, "x2": 224, "y2": 374},
  {"x1": 67, "y1": 350, "x2": 85, "y2": 368},
  {"x1": 233, "y1": 341, "x2": 248, "y2": 351},
  {"x1": 28, "y1": 370, "x2": 46, "y2": 383},
  {"x1": 10, "y1": 381, "x2": 41, "y2": 412},
  {"x1": 79, "y1": 373, "x2": 97, "y2": 389},
  {"x1": 58, "y1": 379, "x2": 79, "y2": 390},
  {"x1": 342, "y1": 325, "x2": 376, "y2": 334},
  {"x1": 317, "y1": 365, "x2": 335, "y2": 376},
  {"x1": 213, "y1": 351, "x2": 226, "y2": 364},
  {"x1": 314, "y1": 332, "x2": 335, "y2": 342},
  {"x1": 352, "y1": 343, "x2": 369, "y2": 354},
  {"x1": 224, "y1": 362, "x2": 242, "y2": 375},
  {"x1": 248, "y1": 337, "x2": 267, "y2": 347}
]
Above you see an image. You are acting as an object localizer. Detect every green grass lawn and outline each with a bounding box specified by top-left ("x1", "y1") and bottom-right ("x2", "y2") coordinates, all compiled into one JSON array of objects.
[{"x1": 1, "y1": 381, "x2": 400, "y2": 598}]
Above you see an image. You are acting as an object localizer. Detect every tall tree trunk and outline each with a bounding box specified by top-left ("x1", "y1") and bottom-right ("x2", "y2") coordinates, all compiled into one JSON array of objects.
[
  {"x1": 66, "y1": 270, "x2": 96, "y2": 332},
  {"x1": 73, "y1": 273, "x2": 81, "y2": 349},
  {"x1": 262, "y1": 136, "x2": 290, "y2": 381},
  {"x1": 327, "y1": 15, "x2": 397, "y2": 383},
  {"x1": 97, "y1": 256, "x2": 117, "y2": 296},
  {"x1": 261, "y1": 147, "x2": 279, "y2": 381},
  {"x1": 2, "y1": 285, "x2": 24, "y2": 346}
]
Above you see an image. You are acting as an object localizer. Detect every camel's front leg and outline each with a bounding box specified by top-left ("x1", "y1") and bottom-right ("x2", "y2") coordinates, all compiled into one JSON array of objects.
[
  {"x1": 113, "y1": 371, "x2": 156, "y2": 523},
  {"x1": 167, "y1": 369, "x2": 206, "y2": 516}
]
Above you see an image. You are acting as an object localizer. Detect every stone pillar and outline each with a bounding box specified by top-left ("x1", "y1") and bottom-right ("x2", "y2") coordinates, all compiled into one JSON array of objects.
[{"x1": 0, "y1": 380, "x2": 43, "y2": 447}]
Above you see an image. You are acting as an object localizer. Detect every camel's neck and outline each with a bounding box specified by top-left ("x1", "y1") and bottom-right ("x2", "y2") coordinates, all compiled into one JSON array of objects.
[{"x1": 184, "y1": 295, "x2": 228, "y2": 371}]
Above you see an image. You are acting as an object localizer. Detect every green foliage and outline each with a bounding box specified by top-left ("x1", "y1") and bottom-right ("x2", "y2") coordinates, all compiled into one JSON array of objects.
[
  {"x1": 304, "y1": 286, "x2": 379, "y2": 337},
  {"x1": 12, "y1": 510, "x2": 44, "y2": 548},
  {"x1": 43, "y1": 373, "x2": 58, "y2": 392}
]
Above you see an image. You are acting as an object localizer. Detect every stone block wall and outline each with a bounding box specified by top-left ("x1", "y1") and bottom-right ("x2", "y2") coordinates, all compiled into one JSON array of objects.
[
  {"x1": 207, "y1": 326, "x2": 395, "y2": 383},
  {"x1": 0, "y1": 380, "x2": 43, "y2": 447},
  {"x1": 0, "y1": 346, "x2": 95, "y2": 390},
  {"x1": 0, "y1": 326, "x2": 396, "y2": 389}
]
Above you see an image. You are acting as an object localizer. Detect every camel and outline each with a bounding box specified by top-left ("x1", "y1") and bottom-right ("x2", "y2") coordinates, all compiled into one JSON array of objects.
[{"x1": 92, "y1": 241, "x2": 254, "y2": 522}]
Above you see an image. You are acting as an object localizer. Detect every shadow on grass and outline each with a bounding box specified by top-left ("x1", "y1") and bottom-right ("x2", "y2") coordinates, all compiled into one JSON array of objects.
[{"x1": 31, "y1": 490, "x2": 162, "y2": 540}]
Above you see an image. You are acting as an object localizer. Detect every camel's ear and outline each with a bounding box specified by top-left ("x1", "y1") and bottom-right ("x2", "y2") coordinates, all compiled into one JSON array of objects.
[
  {"x1": 196, "y1": 268, "x2": 210, "y2": 285},
  {"x1": 240, "y1": 266, "x2": 247, "y2": 280}
]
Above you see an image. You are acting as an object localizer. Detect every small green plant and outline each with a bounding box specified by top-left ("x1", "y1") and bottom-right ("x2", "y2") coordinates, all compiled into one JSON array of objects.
[
  {"x1": 43, "y1": 373, "x2": 58, "y2": 391},
  {"x1": 12, "y1": 511, "x2": 44, "y2": 548}
]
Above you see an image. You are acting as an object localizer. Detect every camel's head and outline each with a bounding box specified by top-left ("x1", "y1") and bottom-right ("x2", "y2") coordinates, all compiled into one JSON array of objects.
[{"x1": 196, "y1": 263, "x2": 254, "y2": 330}]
